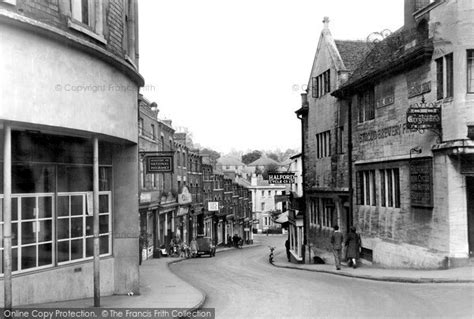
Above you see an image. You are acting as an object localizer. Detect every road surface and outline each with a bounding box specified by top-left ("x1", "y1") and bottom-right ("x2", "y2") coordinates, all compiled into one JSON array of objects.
[{"x1": 171, "y1": 234, "x2": 474, "y2": 319}]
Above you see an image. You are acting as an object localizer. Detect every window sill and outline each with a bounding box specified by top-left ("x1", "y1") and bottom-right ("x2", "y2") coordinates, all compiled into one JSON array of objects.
[
  {"x1": 443, "y1": 97, "x2": 453, "y2": 104},
  {"x1": 68, "y1": 18, "x2": 107, "y2": 45}
]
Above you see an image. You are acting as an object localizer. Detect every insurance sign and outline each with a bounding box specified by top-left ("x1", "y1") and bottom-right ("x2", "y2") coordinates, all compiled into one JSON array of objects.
[{"x1": 145, "y1": 152, "x2": 174, "y2": 173}]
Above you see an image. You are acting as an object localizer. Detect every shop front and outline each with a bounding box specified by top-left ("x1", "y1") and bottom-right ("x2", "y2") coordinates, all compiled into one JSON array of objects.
[{"x1": 0, "y1": 128, "x2": 138, "y2": 305}]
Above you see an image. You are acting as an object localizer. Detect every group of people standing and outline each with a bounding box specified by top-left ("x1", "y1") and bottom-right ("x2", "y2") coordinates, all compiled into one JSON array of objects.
[
  {"x1": 227, "y1": 234, "x2": 243, "y2": 248},
  {"x1": 330, "y1": 225, "x2": 361, "y2": 270}
]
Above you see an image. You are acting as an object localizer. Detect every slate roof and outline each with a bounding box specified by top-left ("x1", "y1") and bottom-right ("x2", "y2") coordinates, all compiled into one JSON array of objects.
[
  {"x1": 217, "y1": 156, "x2": 245, "y2": 166},
  {"x1": 334, "y1": 40, "x2": 371, "y2": 72},
  {"x1": 248, "y1": 156, "x2": 280, "y2": 167},
  {"x1": 334, "y1": 27, "x2": 433, "y2": 96}
]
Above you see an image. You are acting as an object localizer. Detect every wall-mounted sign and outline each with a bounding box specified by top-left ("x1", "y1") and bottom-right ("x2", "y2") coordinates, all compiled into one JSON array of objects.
[
  {"x1": 208, "y1": 202, "x2": 219, "y2": 211},
  {"x1": 145, "y1": 152, "x2": 174, "y2": 173},
  {"x1": 406, "y1": 101, "x2": 441, "y2": 130},
  {"x1": 140, "y1": 192, "x2": 152, "y2": 203},
  {"x1": 409, "y1": 158, "x2": 433, "y2": 208},
  {"x1": 268, "y1": 173, "x2": 295, "y2": 184},
  {"x1": 177, "y1": 207, "x2": 189, "y2": 216},
  {"x1": 178, "y1": 186, "x2": 192, "y2": 205}
]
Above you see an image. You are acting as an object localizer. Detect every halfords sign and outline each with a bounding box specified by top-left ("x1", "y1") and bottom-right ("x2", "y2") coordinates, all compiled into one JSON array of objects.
[
  {"x1": 268, "y1": 173, "x2": 295, "y2": 184},
  {"x1": 406, "y1": 101, "x2": 441, "y2": 130}
]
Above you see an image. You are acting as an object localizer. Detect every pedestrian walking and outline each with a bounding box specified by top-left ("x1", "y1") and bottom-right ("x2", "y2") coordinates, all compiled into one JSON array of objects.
[
  {"x1": 330, "y1": 225, "x2": 344, "y2": 270},
  {"x1": 190, "y1": 237, "x2": 199, "y2": 258},
  {"x1": 233, "y1": 233, "x2": 239, "y2": 248},
  {"x1": 285, "y1": 239, "x2": 290, "y2": 262},
  {"x1": 227, "y1": 235, "x2": 232, "y2": 247},
  {"x1": 345, "y1": 226, "x2": 361, "y2": 268}
]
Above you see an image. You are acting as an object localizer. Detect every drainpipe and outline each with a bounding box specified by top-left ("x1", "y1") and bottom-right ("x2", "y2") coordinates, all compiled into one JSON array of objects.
[
  {"x1": 348, "y1": 101, "x2": 354, "y2": 227},
  {"x1": 296, "y1": 93, "x2": 309, "y2": 263},
  {"x1": 3, "y1": 124, "x2": 12, "y2": 309}
]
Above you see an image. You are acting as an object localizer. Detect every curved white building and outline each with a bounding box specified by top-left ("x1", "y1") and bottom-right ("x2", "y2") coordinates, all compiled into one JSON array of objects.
[{"x1": 0, "y1": 0, "x2": 143, "y2": 305}]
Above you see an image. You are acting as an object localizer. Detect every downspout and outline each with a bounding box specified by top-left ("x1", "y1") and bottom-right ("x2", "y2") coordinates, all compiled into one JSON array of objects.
[
  {"x1": 347, "y1": 100, "x2": 354, "y2": 227},
  {"x1": 296, "y1": 93, "x2": 309, "y2": 263}
]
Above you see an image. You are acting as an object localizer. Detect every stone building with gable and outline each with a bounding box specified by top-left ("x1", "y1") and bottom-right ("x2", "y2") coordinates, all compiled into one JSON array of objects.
[
  {"x1": 332, "y1": 0, "x2": 474, "y2": 268},
  {"x1": 296, "y1": 17, "x2": 369, "y2": 258}
]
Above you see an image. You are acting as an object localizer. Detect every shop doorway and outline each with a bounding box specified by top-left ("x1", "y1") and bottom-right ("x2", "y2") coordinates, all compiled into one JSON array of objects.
[{"x1": 467, "y1": 177, "x2": 474, "y2": 257}]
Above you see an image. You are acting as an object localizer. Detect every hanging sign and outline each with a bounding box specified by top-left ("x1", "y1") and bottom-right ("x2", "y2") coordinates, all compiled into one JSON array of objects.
[
  {"x1": 208, "y1": 202, "x2": 219, "y2": 211},
  {"x1": 406, "y1": 101, "x2": 441, "y2": 130}
]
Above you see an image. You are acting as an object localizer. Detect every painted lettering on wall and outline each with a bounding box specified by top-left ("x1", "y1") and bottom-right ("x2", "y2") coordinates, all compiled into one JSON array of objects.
[{"x1": 358, "y1": 123, "x2": 416, "y2": 143}]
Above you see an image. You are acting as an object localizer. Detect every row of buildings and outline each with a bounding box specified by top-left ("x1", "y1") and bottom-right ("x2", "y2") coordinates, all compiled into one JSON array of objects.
[
  {"x1": 138, "y1": 96, "x2": 257, "y2": 260},
  {"x1": 0, "y1": 0, "x2": 292, "y2": 306},
  {"x1": 295, "y1": 0, "x2": 474, "y2": 268}
]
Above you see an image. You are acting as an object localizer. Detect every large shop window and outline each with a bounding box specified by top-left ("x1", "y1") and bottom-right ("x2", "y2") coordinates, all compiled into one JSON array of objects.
[{"x1": 0, "y1": 132, "x2": 113, "y2": 275}]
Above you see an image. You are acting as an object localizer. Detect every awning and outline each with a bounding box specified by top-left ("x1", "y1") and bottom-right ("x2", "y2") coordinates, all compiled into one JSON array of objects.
[{"x1": 275, "y1": 211, "x2": 289, "y2": 224}]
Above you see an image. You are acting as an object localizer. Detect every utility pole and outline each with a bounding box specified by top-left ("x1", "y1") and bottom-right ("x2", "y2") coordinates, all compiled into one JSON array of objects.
[
  {"x1": 93, "y1": 137, "x2": 100, "y2": 307},
  {"x1": 3, "y1": 124, "x2": 12, "y2": 309}
]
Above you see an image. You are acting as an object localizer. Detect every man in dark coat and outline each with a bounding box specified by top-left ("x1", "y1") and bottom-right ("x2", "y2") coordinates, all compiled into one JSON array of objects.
[
  {"x1": 285, "y1": 239, "x2": 290, "y2": 262},
  {"x1": 345, "y1": 226, "x2": 361, "y2": 268},
  {"x1": 233, "y1": 233, "x2": 239, "y2": 248},
  {"x1": 330, "y1": 225, "x2": 344, "y2": 270}
]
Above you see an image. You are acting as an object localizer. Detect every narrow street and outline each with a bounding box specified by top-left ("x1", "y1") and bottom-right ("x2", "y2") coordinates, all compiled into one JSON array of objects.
[{"x1": 171, "y1": 235, "x2": 474, "y2": 319}]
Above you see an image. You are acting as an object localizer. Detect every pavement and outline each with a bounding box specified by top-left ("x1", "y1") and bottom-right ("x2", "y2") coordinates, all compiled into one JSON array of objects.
[
  {"x1": 272, "y1": 245, "x2": 474, "y2": 284},
  {"x1": 26, "y1": 236, "x2": 473, "y2": 310},
  {"x1": 26, "y1": 243, "x2": 258, "y2": 310}
]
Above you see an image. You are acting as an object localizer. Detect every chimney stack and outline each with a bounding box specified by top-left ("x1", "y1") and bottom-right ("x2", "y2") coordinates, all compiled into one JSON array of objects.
[
  {"x1": 301, "y1": 92, "x2": 308, "y2": 108},
  {"x1": 405, "y1": 0, "x2": 430, "y2": 29}
]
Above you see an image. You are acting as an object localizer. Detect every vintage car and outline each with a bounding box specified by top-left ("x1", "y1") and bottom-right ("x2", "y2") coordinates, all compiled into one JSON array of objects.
[{"x1": 196, "y1": 237, "x2": 216, "y2": 257}]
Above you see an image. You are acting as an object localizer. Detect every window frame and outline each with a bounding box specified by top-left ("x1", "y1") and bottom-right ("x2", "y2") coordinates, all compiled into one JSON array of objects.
[
  {"x1": 467, "y1": 50, "x2": 474, "y2": 93},
  {"x1": 436, "y1": 57, "x2": 444, "y2": 100},
  {"x1": 446, "y1": 53, "x2": 454, "y2": 98}
]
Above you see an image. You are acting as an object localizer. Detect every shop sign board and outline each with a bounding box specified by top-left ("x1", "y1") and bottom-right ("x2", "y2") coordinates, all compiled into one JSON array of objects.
[
  {"x1": 177, "y1": 207, "x2": 189, "y2": 216},
  {"x1": 178, "y1": 186, "x2": 192, "y2": 205},
  {"x1": 145, "y1": 152, "x2": 174, "y2": 173},
  {"x1": 208, "y1": 201, "x2": 219, "y2": 211},
  {"x1": 409, "y1": 158, "x2": 433, "y2": 208},
  {"x1": 140, "y1": 192, "x2": 152, "y2": 203},
  {"x1": 406, "y1": 101, "x2": 441, "y2": 130},
  {"x1": 268, "y1": 173, "x2": 295, "y2": 184}
]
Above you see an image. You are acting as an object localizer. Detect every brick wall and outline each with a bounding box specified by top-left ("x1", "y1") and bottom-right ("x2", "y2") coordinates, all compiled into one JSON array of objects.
[{"x1": 11, "y1": 0, "x2": 131, "y2": 61}]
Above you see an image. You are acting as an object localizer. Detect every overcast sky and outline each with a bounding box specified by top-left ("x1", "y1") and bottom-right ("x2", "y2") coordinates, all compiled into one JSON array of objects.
[{"x1": 138, "y1": 0, "x2": 404, "y2": 155}]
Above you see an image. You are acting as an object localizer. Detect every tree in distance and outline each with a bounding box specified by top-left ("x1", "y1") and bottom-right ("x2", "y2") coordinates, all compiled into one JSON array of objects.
[{"x1": 241, "y1": 150, "x2": 262, "y2": 165}]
